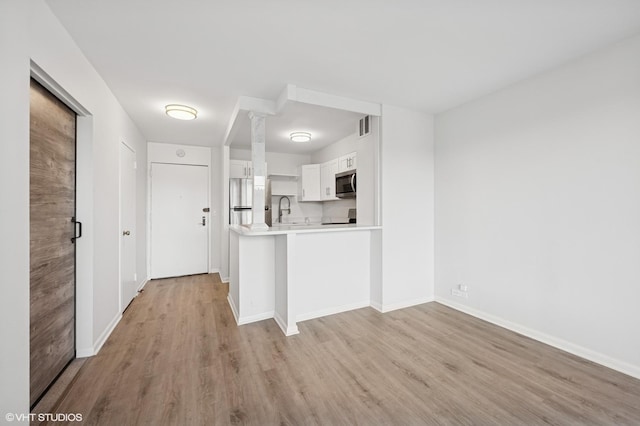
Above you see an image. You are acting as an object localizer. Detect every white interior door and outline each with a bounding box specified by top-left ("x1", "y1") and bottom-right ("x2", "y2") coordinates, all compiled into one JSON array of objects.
[
  {"x1": 151, "y1": 163, "x2": 209, "y2": 278},
  {"x1": 120, "y1": 143, "x2": 137, "y2": 310}
]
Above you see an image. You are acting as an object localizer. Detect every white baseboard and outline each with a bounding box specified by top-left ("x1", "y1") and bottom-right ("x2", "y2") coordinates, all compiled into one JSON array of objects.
[
  {"x1": 86, "y1": 312, "x2": 122, "y2": 357},
  {"x1": 227, "y1": 294, "x2": 239, "y2": 324},
  {"x1": 221, "y1": 276, "x2": 230, "y2": 283},
  {"x1": 435, "y1": 296, "x2": 640, "y2": 380},
  {"x1": 226, "y1": 294, "x2": 274, "y2": 325},
  {"x1": 237, "y1": 311, "x2": 275, "y2": 325},
  {"x1": 137, "y1": 279, "x2": 148, "y2": 292},
  {"x1": 297, "y1": 300, "x2": 370, "y2": 323},
  {"x1": 76, "y1": 347, "x2": 94, "y2": 358},
  {"x1": 209, "y1": 268, "x2": 220, "y2": 274},
  {"x1": 274, "y1": 311, "x2": 299, "y2": 336},
  {"x1": 374, "y1": 296, "x2": 434, "y2": 313},
  {"x1": 370, "y1": 300, "x2": 383, "y2": 313}
]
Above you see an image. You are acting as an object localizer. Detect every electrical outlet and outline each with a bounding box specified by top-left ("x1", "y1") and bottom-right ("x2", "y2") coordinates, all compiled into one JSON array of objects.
[
  {"x1": 451, "y1": 288, "x2": 468, "y2": 298},
  {"x1": 134, "y1": 273, "x2": 137, "y2": 282},
  {"x1": 458, "y1": 284, "x2": 468, "y2": 292}
]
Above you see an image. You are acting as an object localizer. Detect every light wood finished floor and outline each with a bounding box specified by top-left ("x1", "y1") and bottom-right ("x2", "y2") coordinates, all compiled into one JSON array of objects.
[{"x1": 45, "y1": 274, "x2": 640, "y2": 425}]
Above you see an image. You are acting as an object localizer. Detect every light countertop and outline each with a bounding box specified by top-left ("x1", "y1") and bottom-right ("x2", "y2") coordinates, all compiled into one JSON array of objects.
[{"x1": 230, "y1": 223, "x2": 382, "y2": 236}]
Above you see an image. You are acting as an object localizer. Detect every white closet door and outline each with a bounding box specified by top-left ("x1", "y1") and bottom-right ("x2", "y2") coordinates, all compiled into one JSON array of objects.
[{"x1": 120, "y1": 142, "x2": 137, "y2": 309}]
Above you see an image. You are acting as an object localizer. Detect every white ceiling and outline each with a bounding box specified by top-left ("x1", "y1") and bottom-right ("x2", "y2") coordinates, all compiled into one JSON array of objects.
[{"x1": 46, "y1": 0, "x2": 640, "y2": 149}]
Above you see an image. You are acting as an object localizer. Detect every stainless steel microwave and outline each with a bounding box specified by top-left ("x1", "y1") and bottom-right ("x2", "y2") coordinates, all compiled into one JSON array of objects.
[{"x1": 336, "y1": 170, "x2": 356, "y2": 198}]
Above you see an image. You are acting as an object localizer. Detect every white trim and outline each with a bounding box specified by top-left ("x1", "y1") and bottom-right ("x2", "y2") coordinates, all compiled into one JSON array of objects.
[
  {"x1": 137, "y1": 279, "x2": 148, "y2": 292},
  {"x1": 30, "y1": 60, "x2": 91, "y2": 116},
  {"x1": 435, "y1": 297, "x2": 640, "y2": 380},
  {"x1": 209, "y1": 268, "x2": 221, "y2": 274},
  {"x1": 221, "y1": 276, "x2": 230, "y2": 283},
  {"x1": 237, "y1": 311, "x2": 275, "y2": 325},
  {"x1": 31, "y1": 61, "x2": 96, "y2": 358},
  {"x1": 227, "y1": 294, "x2": 239, "y2": 324},
  {"x1": 376, "y1": 296, "x2": 434, "y2": 313},
  {"x1": 370, "y1": 301, "x2": 383, "y2": 313},
  {"x1": 78, "y1": 312, "x2": 122, "y2": 358},
  {"x1": 285, "y1": 85, "x2": 382, "y2": 116},
  {"x1": 227, "y1": 292, "x2": 275, "y2": 326},
  {"x1": 76, "y1": 348, "x2": 94, "y2": 358},
  {"x1": 274, "y1": 311, "x2": 299, "y2": 336},
  {"x1": 237, "y1": 96, "x2": 277, "y2": 116},
  {"x1": 223, "y1": 100, "x2": 242, "y2": 146},
  {"x1": 296, "y1": 300, "x2": 370, "y2": 323}
]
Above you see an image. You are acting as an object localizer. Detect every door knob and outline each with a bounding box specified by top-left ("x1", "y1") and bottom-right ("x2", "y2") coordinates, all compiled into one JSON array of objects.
[{"x1": 122, "y1": 230, "x2": 131, "y2": 236}]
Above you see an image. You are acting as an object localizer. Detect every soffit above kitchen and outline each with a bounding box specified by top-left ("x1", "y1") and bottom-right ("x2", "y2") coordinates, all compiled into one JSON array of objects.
[
  {"x1": 45, "y1": 0, "x2": 640, "y2": 147},
  {"x1": 229, "y1": 102, "x2": 363, "y2": 155},
  {"x1": 224, "y1": 85, "x2": 380, "y2": 154}
]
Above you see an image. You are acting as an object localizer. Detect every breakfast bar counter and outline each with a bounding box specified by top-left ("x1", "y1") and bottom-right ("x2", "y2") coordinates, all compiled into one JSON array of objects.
[{"x1": 228, "y1": 224, "x2": 382, "y2": 335}]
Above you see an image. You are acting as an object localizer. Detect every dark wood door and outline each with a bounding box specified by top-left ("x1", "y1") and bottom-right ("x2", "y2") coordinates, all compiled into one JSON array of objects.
[{"x1": 29, "y1": 79, "x2": 76, "y2": 407}]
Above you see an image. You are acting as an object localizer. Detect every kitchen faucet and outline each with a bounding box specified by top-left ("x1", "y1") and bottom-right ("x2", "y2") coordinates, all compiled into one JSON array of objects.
[{"x1": 278, "y1": 196, "x2": 291, "y2": 223}]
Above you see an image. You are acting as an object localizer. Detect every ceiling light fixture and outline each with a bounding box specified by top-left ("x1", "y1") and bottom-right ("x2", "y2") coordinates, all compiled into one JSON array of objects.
[
  {"x1": 290, "y1": 131, "x2": 311, "y2": 143},
  {"x1": 165, "y1": 104, "x2": 198, "y2": 120}
]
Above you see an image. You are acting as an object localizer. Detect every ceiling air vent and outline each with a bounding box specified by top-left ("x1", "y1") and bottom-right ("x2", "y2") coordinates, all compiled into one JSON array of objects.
[{"x1": 357, "y1": 115, "x2": 371, "y2": 138}]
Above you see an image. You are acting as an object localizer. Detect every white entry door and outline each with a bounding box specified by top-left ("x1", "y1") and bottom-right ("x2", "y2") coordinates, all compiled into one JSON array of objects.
[
  {"x1": 150, "y1": 163, "x2": 209, "y2": 278},
  {"x1": 120, "y1": 143, "x2": 137, "y2": 311}
]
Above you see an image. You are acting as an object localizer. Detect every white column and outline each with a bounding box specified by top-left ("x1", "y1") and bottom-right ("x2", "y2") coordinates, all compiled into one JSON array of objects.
[{"x1": 249, "y1": 112, "x2": 268, "y2": 230}]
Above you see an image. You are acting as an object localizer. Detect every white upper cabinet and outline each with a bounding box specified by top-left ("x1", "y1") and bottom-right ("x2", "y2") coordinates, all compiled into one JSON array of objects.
[
  {"x1": 320, "y1": 159, "x2": 339, "y2": 201},
  {"x1": 229, "y1": 160, "x2": 267, "y2": 178},
  {"x1": 298, "y1": 164, "x2": 321, "y2": 201},
  {"x1": 230, "y1": 160, "x2": 252, "y2": 178},
  {"x1": 338, "y1": 152, "x2": 357, "y2": 173}
]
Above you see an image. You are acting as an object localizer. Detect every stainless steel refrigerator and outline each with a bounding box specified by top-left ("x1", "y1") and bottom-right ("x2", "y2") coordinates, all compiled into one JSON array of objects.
[{"x1": 229, "y1": 178, "x2": 272, "y2": 226}]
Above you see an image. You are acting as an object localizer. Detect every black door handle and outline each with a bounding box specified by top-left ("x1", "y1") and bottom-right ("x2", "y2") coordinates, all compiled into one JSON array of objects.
[{"x1": 71, "y1": 217, "x2": 82, "y2": 243}]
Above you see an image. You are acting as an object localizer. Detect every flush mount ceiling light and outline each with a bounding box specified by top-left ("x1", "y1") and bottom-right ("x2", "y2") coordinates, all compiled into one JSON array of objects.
[
  {"x1": 165, "y1": 104, "x2": 197, "y2": 120},
  {"x1": 290, "y1": 132, "x2": 311, "y2": 143}
]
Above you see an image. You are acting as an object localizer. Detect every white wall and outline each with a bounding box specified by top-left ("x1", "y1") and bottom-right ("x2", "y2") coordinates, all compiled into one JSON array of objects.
[
  {"x1": 211, "y1": 148, "x2": 223, "y2": 273},
  {"x1": 30, "y1": 0, "x2": 147, "y2": 356},
  {"x1": 0, "y1": 0, "x2": 30, "y2": 415},
  {"x1": 310, "y1": 133, "x2": 358, "y2": 164},
  {"x1": 0, "y1": 1, "x2": 146, "y2": 413},
  {"x1": 356, "y1": 116, "x2": 380, "y2": 226},
  {"x1": 378, "y1": 105, "x2": 435, "y2": 310},
  {"x1": 435, "y1": 34, "x2": 640, "y2": 377}
]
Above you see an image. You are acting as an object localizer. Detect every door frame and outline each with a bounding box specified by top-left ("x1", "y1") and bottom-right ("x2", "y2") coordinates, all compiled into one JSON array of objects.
[
  {"x1": 146, "y1": 143, "x2": 212, "y2": 280},
  {"x1": 119, "y1": 141, "x2": 137, "y2": 312},
  {"x1": 30, "y1": 61, "x2": 96, "y2": 357}
]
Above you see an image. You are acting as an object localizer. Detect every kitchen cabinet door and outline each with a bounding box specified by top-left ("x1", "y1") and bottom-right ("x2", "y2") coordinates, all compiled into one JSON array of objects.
[
  {"x1": 320, "y1": 159, "x2": 339, "y2": 200},
  {"x1": 298, "y1": 164, "x2": 321, "y2": 201},
  {"x1": 230, "y1": 160, "x2": 249, "y2": 178},
  {"x1": 229, "y1": 160, "x2": 262, "y2": 178},
  {"x1": 338, "y1": 152, "x2": 357, "y2": 173}
]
